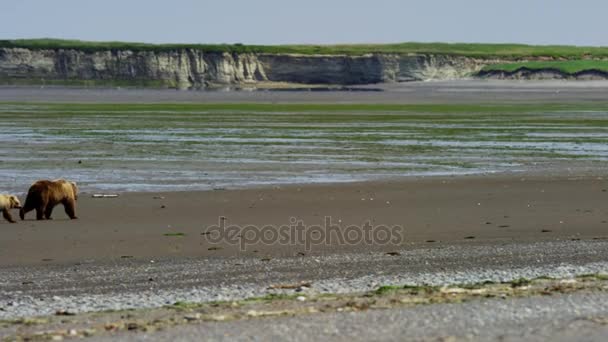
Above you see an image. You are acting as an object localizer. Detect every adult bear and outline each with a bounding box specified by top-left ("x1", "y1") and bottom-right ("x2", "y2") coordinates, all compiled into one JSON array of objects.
[
  {"x1": 0, "y1": 194, "x2": 21, "y2": 223},
  {"x1": 20, "y1": 179, "x2": 79, "y2": 220}
]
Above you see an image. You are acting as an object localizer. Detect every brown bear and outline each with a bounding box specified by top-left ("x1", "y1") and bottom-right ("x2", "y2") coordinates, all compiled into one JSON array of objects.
[
  {"x1": 20, "y1": 179, "x2": 79, "y2": 220},
  {"x1": 0, "y1": 194, "x2": 22, "y2": 223}
]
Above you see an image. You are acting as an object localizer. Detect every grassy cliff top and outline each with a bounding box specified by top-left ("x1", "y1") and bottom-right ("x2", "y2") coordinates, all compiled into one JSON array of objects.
[
  {"x1": 482, "y1": 60, "x2": 608, "y2": 74},
  {"x1": 2, "y1": 38, "x2": 608, "y2": 59}
]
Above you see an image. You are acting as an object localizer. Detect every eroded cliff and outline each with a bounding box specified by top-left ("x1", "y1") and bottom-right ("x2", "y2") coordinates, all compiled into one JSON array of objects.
[
  {"x1": 0, "y1": 47, "x2": 513, "y2": 89},
  {"x1": 477, "y1": 68, "x2": 608, "y2": 80}
]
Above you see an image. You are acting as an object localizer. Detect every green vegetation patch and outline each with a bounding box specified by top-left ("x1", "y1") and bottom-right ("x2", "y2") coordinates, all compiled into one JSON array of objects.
[
  {"x1": 482, "y1": 60, "x2": 608, "y2": 74},
  {"x1": 509, "y1": 277, "x2": 532, "y2": 288},
  {"x1": 577, "y1": 273, "x2": 608, "y2": 281},
  {"x1": 3, "y1": 39, "x2": 608, "y2": 58}
]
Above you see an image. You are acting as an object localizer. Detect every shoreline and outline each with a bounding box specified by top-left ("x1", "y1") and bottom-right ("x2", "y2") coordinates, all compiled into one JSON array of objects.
[
  {"x1": 74, "y1": 164, "x2": 607, "y2": 196},
  {"x1": 3, "y1": 80, "x2": 608, "y2": 104}
]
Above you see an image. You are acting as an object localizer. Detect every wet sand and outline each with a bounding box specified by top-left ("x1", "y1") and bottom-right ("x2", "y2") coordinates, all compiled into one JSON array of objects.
[
  {"x1": 3, "y1": 80, "x2": 608, "y2": 104},
  {"x1": 1, "y1": 174, "x2": 607, "y2": 266}
]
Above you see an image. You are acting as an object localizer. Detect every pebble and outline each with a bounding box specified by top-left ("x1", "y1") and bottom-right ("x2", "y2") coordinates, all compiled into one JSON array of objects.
[
  {"x1": 184, "y1": 313, "x2": 202, "y2": 321},
  {"x1": 83, "y1": 329, "x2": 96, "y2": 337},
  {"x1": 2, "y1": 241, "x2": 608, "y2": 320}
]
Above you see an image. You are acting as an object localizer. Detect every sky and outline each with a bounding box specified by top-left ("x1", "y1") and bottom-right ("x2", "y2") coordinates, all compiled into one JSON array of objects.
[{"x1": 2, "y1": 0, "x2": 607, "y2": 46}]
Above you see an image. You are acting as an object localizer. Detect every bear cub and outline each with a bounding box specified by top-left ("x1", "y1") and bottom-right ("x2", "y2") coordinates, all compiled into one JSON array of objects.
[{"x1": 0, "y1": 194, "x2": 22, "y2": 223}]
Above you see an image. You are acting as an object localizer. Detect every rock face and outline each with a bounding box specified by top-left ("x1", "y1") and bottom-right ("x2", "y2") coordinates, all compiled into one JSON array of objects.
[
  {"x1": 0, "y1": 48, "x2": 267, "y2": 89},
  {"x1": 0, "y1": 47, "x2": 501, "y2": 89},
  {"x1": 478, "y1": 68, "x2": 608, "y2": 80}
]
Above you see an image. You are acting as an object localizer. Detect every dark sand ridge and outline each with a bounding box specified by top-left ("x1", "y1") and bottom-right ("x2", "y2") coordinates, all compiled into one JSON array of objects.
[{"x1": 1, "y1": 175, "x2": 607, "y2": 266}]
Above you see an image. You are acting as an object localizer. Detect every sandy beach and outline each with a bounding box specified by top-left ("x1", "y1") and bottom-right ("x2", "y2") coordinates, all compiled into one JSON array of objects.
[{"x1": 2, "y1": 174, "x2": 606, "y2": 266}]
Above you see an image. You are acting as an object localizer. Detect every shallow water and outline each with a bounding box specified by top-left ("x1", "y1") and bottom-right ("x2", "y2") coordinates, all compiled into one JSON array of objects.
[{"x1": 1, "y1": 104, "x2": 607, "y2": 193}]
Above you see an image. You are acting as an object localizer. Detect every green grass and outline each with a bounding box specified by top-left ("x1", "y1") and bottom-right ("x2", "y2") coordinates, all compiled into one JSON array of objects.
[
  {"x1": 3, "y1": 38, "x2": 608, "y2": 58},
  {"x1": 482, "y1": 60, "x2": 608, "y2": 74}
]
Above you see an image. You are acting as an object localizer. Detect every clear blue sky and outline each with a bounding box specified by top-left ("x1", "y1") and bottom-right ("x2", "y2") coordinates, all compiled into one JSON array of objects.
[{"x1": 2, "y1": 0, "x2": 607, "y2": 46}]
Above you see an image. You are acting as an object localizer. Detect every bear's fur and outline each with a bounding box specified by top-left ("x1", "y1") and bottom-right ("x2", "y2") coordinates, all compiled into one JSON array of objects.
[
  {"x1": 20, "y1": 179, "x2": 79, "y2": 220},
  {"x1": 0, "y1": 194, "x2": 22, "y2": 223}
]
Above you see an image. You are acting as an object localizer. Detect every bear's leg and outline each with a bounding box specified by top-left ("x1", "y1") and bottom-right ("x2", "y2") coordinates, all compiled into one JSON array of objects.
[
  {"x1": 2, "y1": 210, "x2": 17, "y2": 223},
  {"x1": 20, "y1": 202, "x2": 34, "y2": 220},
  {"x1": 63, "y1": 199, "x2": 78, "y2": 220},
  {"x1": 44, "y1": 204, "x2": 55, "y2": 220},
  {"x1": 36, "y1": 198, "x2": 48, "y2": 220},
  {"x1": 35, "y1": 206, "x2": 45, "y2": 220}
]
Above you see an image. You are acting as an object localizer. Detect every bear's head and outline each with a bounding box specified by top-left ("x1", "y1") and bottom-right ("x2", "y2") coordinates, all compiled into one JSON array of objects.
[{"x1": 9, "y1": 195, "x2": 21, "y2": 209}]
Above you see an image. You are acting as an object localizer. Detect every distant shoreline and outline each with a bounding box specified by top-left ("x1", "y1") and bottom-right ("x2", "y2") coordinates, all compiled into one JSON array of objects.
[{"x1": 3, "y1": 80, "x2": 608, "y2": 104}]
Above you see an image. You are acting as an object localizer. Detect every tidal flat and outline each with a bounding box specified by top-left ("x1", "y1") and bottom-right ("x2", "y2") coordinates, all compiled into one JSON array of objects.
[
  {"x1": 2, "y1": 98, "x2": 608, "y2": 341},
  {"x1": 1, "y1": 102, "x2": 608, "y2": 193}
]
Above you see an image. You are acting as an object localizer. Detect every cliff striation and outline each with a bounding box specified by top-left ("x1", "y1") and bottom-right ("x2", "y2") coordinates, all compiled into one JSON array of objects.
[
  {"x1": 0, "y1": 48, "x2": 501, "y2": 89},
  {"x1": 477, "y1": 67, "x2": 608, "y2": 81}
]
